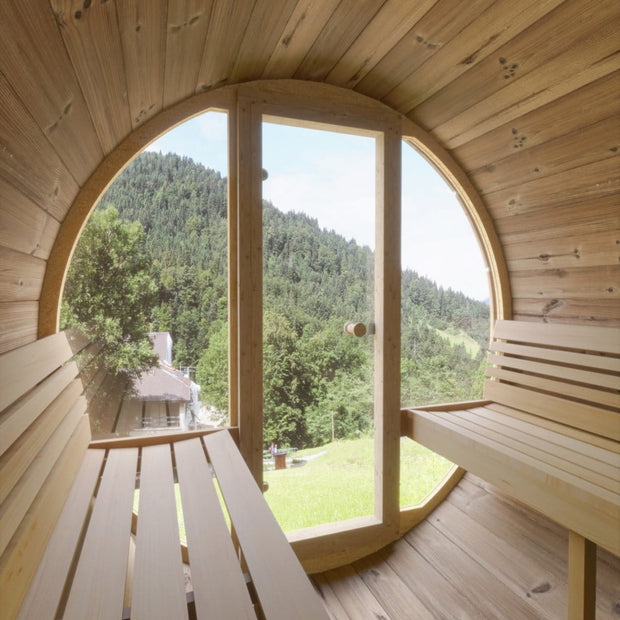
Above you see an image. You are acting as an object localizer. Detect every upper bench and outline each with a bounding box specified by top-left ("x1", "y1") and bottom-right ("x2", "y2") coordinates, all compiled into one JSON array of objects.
[{"x1": 404, "y1": 319, "x2": 620, "y2": 555}]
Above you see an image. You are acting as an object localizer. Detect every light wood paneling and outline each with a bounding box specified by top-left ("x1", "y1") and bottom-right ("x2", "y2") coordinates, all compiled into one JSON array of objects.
[
  {"x1": 116, "y1": 0, "x2": 167, "y2": 129},
  {"x1": 470, "y1": 116, "x2": 619, "y2": 196},
  {"x1": 229, "y1": 0, "x2": 299, "y2": 83},
  {"x1": 503, "y1": 230, "x2": 618, "y2": 272},
  {"x1": 293, "y1": 0, "x2": 385, "y2": 81},
  {"x1": 0, "y1": 178, "x2": 60, "y2": 259},
  {"x1": 0, "y1": 302, "x2": 38, "y2": 354},
  {"x1": 0, "y1": 247, "x2": 46, "y2": 303},
  {"x1": 486, "y1": 158, "x2": 620, "y2": 219},
  {"x1": 454, "y1": 72, "x2": 620, "y2": 172},
  {"x1": 382, "y1": 0, "x2": 565, "y2": 115},
  {"x1": 195, "y1": 0, "x2": 254, "y2": 91},
  {"x1": 50, "y1": 0, "x2": 131, "y2": 155},
  {"x1": 163, "y1": 0, "x2": 214, "y2": 107},
  {"x1": 0, "y1": 1, "x2": 102, "y2": 183},
  {"x1": 356, "y1": 0, "x2": 491, "y2": 103},
  {"x1": 415, "y1": 0, "x2": 620, "y2": 145},
  {"x1": 0, "y1": 72, "x2": 79, "y2": 214},
  {"x1": 509, "y1": 264, "x2": 619, "y2": 301},
  {"x1": 325, "y1": 0, "x2": 439, "y2": 89},
  {"x1": 512, "y1": 298, "x2": 620, "y2": 326},
  {"x1": 262, "y1": 0, "x2": 341, "y2": 79}
]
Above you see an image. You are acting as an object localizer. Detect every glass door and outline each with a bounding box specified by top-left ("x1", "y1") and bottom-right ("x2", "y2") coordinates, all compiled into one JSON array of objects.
[{"x1": 261, "y1": 120, "x2": 377, "y2": 529}]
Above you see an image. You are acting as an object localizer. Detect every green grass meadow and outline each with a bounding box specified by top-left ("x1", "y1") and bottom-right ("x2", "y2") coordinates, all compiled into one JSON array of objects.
[
  {"x1": 263, "y1": 435, "x2": 452, "y2": 531},
  {"x1": 135, "y1": 435, "x2": 452, "y2": 540}
]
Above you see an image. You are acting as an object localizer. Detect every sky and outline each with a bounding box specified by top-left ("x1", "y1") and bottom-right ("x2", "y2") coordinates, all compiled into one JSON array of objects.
[{"x1": 146, "y1": 111, "x2": 489, "y2": 301}]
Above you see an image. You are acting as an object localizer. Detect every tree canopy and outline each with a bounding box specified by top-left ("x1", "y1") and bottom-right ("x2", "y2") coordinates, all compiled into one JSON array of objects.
[
  {"x1": 91, "y1": 151, "x2": 490, "y2": 448},
  {"x1": 61, "y1": 205, "x2": 159, "y2": 377}
]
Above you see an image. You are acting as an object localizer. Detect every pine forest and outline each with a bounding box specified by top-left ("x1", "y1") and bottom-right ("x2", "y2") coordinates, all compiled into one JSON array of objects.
[{"x1": 74, "y1": 151, "x2": 489, "y2": 449}]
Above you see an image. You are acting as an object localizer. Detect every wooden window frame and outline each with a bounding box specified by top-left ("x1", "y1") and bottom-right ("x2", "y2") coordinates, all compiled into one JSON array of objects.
[{"x1": 39, "y1": 80, "x2": 508, "y2": 572}]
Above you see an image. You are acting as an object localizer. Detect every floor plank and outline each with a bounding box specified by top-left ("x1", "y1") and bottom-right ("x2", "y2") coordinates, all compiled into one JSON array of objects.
[{"x1": 314, "y1": 474, "x2": 620, "y2": 619}]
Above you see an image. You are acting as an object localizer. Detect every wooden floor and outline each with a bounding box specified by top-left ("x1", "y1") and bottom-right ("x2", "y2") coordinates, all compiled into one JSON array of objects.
[{"x1": 313, "y1": 474, "x2": 620, "y2": 619}]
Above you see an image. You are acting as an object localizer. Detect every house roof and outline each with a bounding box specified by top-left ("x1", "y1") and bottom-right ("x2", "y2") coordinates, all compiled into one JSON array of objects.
[{"x1": 133, "y1": 362, "x2": 192, "y2": 402}]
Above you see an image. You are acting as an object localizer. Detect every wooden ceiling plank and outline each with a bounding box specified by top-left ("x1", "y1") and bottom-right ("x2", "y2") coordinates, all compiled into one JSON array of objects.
[
  {"x1": 195, "y1": 0, "x2": 254, "y2": 92},
  {"x1": 0, "y1": 302, "x2": 38, "y2": 354},
  {"x1": 426, "y1": 2, "x2": 620, "y2": 146},
  {"x1": 414, "y1": 0, "x2": 618, "y2": 131},
  {"x1": 324, "y1": 0, "x2": 438, "y2": 89},
  {"x1": 163, "y1": 0, "x2": 214, "y2": 108},
  {"x1": 262, "y1": 0, "x2": 341, "y2": 79},
  {"x1": 512, "y1": 298, "x2": 620, "y2": 326},
  {"x1": 116, "y1": 0, "x2": 167, "y2": 129},
  {"x1": 484, "y1": 158, "x2": 620, "y2": 219},
  {"x1": 453, "y1": 72, "x2": 620, "y2": 172},
  {"x1": 0, "y1": 178, "x2": 60, "y2": 259},
  {"x1": 509, "y1": 264, "x2": 620, "y2": 301},
  {"x1": 229, "y1": 0, "x2": 299, "y2": 83},
  {"x1": 384, "y1": 0, "x2": 564, "y2": 114},
  {"x1": 470, "y1": 116, "x2": 620, "y2": 195},
  {"x1": 0, "y1": 2, "x2": 102, "y2": 186},
  {"x1": 0, "y1": 247, "x2": 46, "y2": 303},
  {"x1": 494, "y1": 195, "x2": 619, "y2": 238},
  {"x1": 293, "y1": 0, "x2": 385, "y2": 82},
  {"x1": 49, "y1": 0, "x2": 132, "y2": 155},
  {"x1": 0, "y1": 72, "x2": 79, "y2": 215},
  {"x1": 503, "y1": 230, "x2": 619, "y2": 272},
  {"x1": 355, "y1": 0, "x2": 487, "y2": 102}
]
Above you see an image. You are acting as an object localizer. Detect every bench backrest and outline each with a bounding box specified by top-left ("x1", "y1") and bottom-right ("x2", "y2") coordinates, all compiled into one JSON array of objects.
[
  {"x1": 0, "y1": 331, "x2": 91, "y2": 619},
  {"x1": 484, "y1": 320, "x2": 620, "y2": 442}
]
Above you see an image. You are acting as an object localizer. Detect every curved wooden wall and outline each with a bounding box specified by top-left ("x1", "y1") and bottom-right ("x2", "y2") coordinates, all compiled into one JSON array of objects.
[{"x1": 0, "y1": 1, "x2": 618, "y2": 345}]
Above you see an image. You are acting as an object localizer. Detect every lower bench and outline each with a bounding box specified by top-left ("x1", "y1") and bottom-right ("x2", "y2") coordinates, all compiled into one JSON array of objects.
[
  {"x1": 17, "y1": 430, "x2": 329, "y2": 620},
  {"x1": 404, "y1": 320, "x2": 620, "y2": 619}
]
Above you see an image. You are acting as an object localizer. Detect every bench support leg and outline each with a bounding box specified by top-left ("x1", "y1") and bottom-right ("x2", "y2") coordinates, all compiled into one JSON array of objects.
[{"x1": 568, "y1": 531, "x2": 596, "y2": 620}]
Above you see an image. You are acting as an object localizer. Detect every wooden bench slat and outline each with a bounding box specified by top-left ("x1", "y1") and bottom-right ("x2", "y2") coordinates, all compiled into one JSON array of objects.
[
  {"x1": 422, "y1": 408, "x2": 620, "y2": 504},
  {"x1": 493, "y1": 319, "x2": 620, "y2": 355},
  {"x1": 434, "y1": 407, "x2": 619, "y2": 493},
  {"x1": 0, "y1": 396, "x2": 86, "y2": 556},
  {"x1": 0, "y1": 361, "x2": 79, "y2": 457},
  {"x1": 0, "y1": 380, "x2": 83, "y2": 505},
  {"x1": 487, "y1": 350, "x2": 620, "y2": 392},
  {"x1": 469, "y1": 405, "x2": 620, "y2": 467},
  {"x1": 131, "y1": 444, "x2": 188, "y2": 620},
  {"x1": 484, "y1": 380, "x2": 620, "y2": 441},
  {"x1": 175, "y1": 438, "x2": 256, "y2": 620},
  {"x1": 408, "y1": 409, "x2": 620, "y2": 554},
  {"x1": 485, "y1": 402, "x2": 620, "y2": 453},
  {"x1": 205, "y1": 431, "x2": 330, "y2": 620},
  {"x1": 0, "y1": 331, "x2": 73, "y2": 412},
  {"x1": 489, "y1": 340, "x2": 620, "y2": 374},
  {"x1": 16, "y1": 449, "x2": 105, "y2": 620},
  {"x1": 64, "y1": 447, "x2": 138, "y2": 620},
  {"x1": 486, "y1": 363, "x2": 620, "y2": 409},
  {"x1": 0, "y1": 415, "x2": 91, "y2": 620}
]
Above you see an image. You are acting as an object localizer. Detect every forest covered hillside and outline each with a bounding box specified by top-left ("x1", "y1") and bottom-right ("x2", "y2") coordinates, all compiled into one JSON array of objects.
[{"x1": 96, "y1": 151, "x2": 489, "y2": 447}]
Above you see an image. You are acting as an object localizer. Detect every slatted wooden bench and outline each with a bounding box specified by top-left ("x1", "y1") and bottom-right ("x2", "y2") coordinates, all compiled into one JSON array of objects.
[
  {"x1": 403, "y1": 319, "x2": 620, "y2": 619},
  {"x1": 1, "y1": 331, "x2": 329, "y2": 620}
]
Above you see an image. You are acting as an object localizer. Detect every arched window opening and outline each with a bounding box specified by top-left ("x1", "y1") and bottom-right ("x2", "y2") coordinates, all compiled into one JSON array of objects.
[
  {"x1": 399, "y1": 140, "x2": 491, "y2": 509},
  {"x1": 61, "y1": 110, "x2": 230, "y2": 439},
  {"x1": 52, "y1": 81, "x2": 503, "y2": 562}
]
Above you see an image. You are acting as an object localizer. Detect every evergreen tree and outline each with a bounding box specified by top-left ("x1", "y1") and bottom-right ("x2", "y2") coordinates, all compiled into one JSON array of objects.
[{"x1": 61, "y1": 206, "x2": 158, "y2": 378}]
